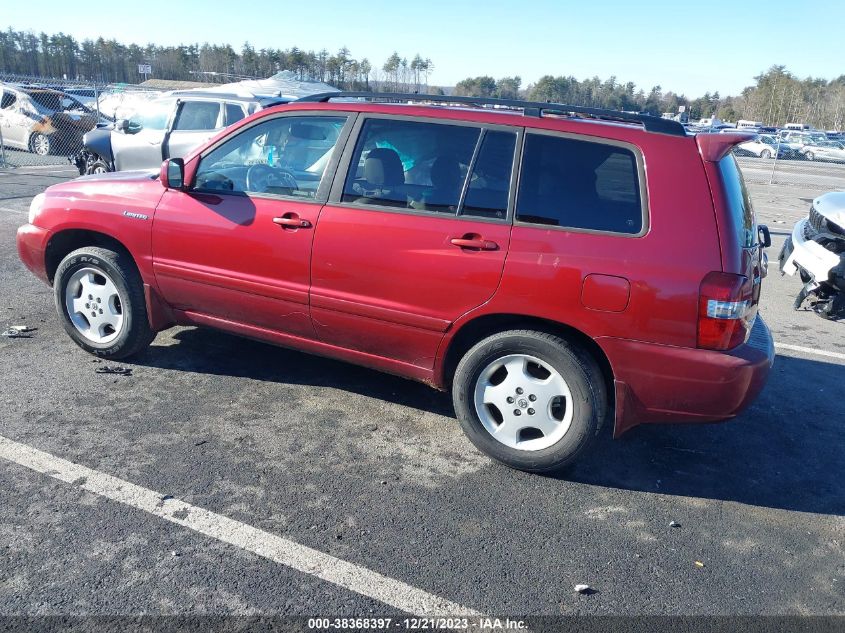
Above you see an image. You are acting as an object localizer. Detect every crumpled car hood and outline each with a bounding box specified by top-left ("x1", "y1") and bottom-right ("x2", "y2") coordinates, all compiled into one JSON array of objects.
[{"x1": 814, "y1": 192, "x2": 845, "y2": 228}]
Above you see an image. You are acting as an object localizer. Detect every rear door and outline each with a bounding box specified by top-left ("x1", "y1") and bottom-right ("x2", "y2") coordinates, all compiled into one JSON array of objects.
[
  {"x1": 310, "y1": 115, "x2": 519, "y2": 369},
  {"x1": 166, "y1": 100, "x2": 224, "y2": 160}
]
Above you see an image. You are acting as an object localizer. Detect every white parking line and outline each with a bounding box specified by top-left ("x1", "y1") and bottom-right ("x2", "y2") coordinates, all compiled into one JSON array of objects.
[
  {"x1": 775, "y1": 342, "x2": 845, "y2": 361},
  {"x1": 0, "y1": 435, "x2": 479, "y2": 616}
]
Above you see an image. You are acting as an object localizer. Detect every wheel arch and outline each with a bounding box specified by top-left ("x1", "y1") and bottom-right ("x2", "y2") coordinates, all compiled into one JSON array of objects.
[
  {"x1": 437, "y1": 313, "x2": 614, "y2": 396},
  {"x1": 44, "y1": 229, "x2": 134, "y2": 284}
]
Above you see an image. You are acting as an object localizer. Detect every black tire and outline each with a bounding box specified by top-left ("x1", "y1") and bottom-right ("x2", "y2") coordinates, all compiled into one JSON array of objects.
[
  {"x1": 452, "y1": 330, "x2": 608, "y2": 473},
  {"x1": 805, "y1": 151, "x2": 814, "y2": 161},
  {"x1": 86, "y1": 158, "x2": 110, "y2": 175},
  {"x1": 30, "y1": 132, "x2": 51, "y2": 156},
  {"x1": 760, "y1": 149, "x2": 772, "y2": 159},
  {"x1": 53, "y1": 246, "x2": 155, "y2": 359}
]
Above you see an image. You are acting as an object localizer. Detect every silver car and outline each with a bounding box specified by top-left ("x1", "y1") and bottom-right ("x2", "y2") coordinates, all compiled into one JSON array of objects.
[
  {"x1": 73, "y1": 92, "x2": 288, "y2": 174},
  {"x1": 802, "y1": 141, "x2": 845, "y2": 163},
  {"x1": 0, "y1": 84, "x2": 99, "y2": 156}
]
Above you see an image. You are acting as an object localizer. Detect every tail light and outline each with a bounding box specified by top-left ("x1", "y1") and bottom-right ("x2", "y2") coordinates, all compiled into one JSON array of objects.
[{"x1": 697, "y1": 272, "x2": 755, "y2": 350}]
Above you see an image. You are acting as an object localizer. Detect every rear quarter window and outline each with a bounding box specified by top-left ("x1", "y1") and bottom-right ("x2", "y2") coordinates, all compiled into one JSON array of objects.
[
  {"x1": 516, "y1": 133, "x2": 645, "y2": 235},
  {"x1": 717, "y1": 154, "x2": 756, "y2": 248}
]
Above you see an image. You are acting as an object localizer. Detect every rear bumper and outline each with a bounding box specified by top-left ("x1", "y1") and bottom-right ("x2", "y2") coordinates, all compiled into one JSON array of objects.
[
  {"x1": 16, "y1": 223, "x2": 51, "y2": 285},
  {"x1": 600, "y1": 316, "x2": 775, "y2": 436}
]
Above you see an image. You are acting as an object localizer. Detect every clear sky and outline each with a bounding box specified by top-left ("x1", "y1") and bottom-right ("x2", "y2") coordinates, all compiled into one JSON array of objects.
[{"x1": 2, "y1": 0, "x2": 841, "y2": 97}]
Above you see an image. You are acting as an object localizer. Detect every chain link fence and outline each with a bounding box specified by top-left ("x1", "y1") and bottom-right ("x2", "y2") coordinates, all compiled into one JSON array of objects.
[
  {"x1": 734, "y1": 133, "x2": 845, "y2": 197},
  {"x1": 0, "y1": 72, "x2": 162, "y2": 168}
]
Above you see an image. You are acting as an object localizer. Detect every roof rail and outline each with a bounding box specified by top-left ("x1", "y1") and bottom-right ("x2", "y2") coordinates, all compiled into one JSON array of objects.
[{"x1": 297, "y1": 91, "x2": 687, "y2": 137}]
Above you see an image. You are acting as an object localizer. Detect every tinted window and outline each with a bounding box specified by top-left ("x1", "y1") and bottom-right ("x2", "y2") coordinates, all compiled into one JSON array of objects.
[
  {"x1": 516, "y1": 134, "x2": 643, "y2": 234},
  {"x1": 342, "y1": 119, "x2": 479, "y2": 213},
  {"x1": 174, "y1": 101, "x2": 221, "y2": 131},
  {"x1": 27, "y1": 91, "x2": 63, "y2": 112},
  {"x1": 225, "y1": 103, "x2": 246, "y2": 126},
  {"x1": 718, "y1": 154, "x2": 756, "y2": 248},
  {"x1": 461, "y1": 131, "x2": 516, "y2": 219},
  {"x1": 195, "y1": 115, "x2": 347, "y2": 199}
]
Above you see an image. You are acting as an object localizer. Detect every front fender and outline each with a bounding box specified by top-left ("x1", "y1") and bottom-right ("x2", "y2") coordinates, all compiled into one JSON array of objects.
[{"x1": 82, "y1": 128, "x2": 115, "y2": 165}]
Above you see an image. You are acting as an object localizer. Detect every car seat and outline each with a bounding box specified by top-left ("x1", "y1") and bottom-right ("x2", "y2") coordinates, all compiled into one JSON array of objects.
[{"x1": 350, "y1": 148, "x2": 406, "y2": 207}]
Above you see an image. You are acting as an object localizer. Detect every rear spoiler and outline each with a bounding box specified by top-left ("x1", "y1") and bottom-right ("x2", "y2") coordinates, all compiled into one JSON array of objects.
[{"x1": 696, "y1": 132, "x2": 756, "y2": 162}]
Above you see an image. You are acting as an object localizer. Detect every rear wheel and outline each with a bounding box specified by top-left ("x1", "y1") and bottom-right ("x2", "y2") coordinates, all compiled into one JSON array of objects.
[
  {"x1": 805, "y1": 151, "x2": 815, "y2": 161},
  {"x1": 54, "y1": 247, "x2": 155, "y2": 359},
  {"x1": 760, "y1": 149, "x2": 772, "y2": 159},
  {"x1": 452, "y1": 330, "x2": 607, "y2": 473}
]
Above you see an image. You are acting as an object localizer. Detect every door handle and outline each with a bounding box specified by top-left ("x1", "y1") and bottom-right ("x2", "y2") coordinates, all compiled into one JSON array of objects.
[
  {"x1": 273, "y1": 215, "x2": 312, "y2": 229},
  {"x1": 450, "y1": 235, "x2": 498, "y2": 251}
]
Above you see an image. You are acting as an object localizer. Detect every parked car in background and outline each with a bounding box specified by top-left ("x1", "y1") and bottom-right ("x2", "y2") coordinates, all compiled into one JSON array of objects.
[
  {"x1": 0, "y1": 84, "x2": 99, "y2": 156},
  {"x1": 801, "y1": 140, "x2": 845, "y2": 163},
  {"x1": 18, "y1": 92, "x2": 774, "y2": 472},
  {"x1": 61, "y1": 87, "x2": 99, "y2": 109},
  {"x1": 72, "y1": 92, "x2": 288, "y2": 175},
  {"x1": 736, "y1": 134, "x2": 792, "y2": 159},
  {"x1": 777, "y1": 130, "x2": 828, "y2": 156}
]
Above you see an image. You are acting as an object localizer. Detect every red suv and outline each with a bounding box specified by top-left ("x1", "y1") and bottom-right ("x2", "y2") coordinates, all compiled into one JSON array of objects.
[{"x1": 17, "y1": 93, "x2": 775, "y2": 472}]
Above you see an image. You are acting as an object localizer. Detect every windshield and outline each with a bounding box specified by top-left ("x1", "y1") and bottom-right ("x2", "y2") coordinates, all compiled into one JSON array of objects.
[
  {"x1": 26, "y1": 91, "x2": 88, "y2": 114},
  {"x1": 128, "y1": 99, "x2": 175, "y2": 131}
]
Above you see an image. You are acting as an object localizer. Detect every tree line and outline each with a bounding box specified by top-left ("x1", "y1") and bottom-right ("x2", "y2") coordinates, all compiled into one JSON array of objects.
[
  {"x1": 455, "y1": 68, "x2": 845, "y2": 130},
  {"x1": 1, "y1": 27, "x2": 842, "y2": 129},
  {"x1": 0, "y1": 27, "x2": 433, "y2": 92}
]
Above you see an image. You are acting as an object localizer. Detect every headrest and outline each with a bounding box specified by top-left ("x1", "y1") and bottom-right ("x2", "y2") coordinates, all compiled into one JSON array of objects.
[{"x1": 363, "y1": 148, "x2": 404, "y2": 186}]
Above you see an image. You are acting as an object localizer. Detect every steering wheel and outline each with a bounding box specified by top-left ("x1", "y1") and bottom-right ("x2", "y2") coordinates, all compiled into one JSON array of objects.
[{"x1": 246, "y1": 164, "x2": 298, "y2": 194}]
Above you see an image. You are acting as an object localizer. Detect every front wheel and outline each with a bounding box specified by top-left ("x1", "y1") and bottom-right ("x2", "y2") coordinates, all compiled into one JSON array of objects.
[
  {"x1": 86, "y1": 158, "x2": 110, "y2": 175},
  {"x1": 54, "y1": 247, "x2": 155, "y2": 359},
  {"x1": 452, "y1": 330, "x2": 608, "y2": 473},
  {"x1": 805, "y1": 151, "x2": 815, "y2": 161},
  {"x1": 760, "y1": 149, "x2": 772, "y2": 159},
  {"x1": 30, "y1": 133, "x2": 51, "y2": 156}
]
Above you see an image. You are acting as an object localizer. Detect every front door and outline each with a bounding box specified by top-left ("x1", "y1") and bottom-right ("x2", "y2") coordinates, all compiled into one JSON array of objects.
[
  {"x1": 152, "y1": 112, "x2": 352, "y2": 338},
  {"x1": 310, "y1": 116, "x2": 519, "y2": 369},
  {"x1": 112, "y1": 98, "x2": 176, "y2": 171},
  {"x1": 165, "y1": 100, "x2": 223, "y2": 160}
]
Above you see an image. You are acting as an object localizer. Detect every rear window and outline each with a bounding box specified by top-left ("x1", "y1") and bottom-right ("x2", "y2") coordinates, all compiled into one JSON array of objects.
[
  {"x1": 718, "y1": 154, "x2": 756, "y2": 248},
  {"x1": 516, "y1": 133, "x2": 644, "y2": 234}
]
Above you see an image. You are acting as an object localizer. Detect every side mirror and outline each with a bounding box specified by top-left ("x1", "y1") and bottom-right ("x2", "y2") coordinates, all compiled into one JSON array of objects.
[
  {"x1": 758, "y1": 224, "x2": 772, "y2": 248},
  {"x1": 160, "y1": 158, "x2": 185, "y2": 190},
  {"x1": 116, "y1": 118, "x2": 130, "y2": 132}
]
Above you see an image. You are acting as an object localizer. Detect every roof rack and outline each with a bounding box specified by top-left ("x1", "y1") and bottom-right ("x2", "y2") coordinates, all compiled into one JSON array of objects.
[{"x1": 297, "y1": 91, "x2": 687, "y2": 137}]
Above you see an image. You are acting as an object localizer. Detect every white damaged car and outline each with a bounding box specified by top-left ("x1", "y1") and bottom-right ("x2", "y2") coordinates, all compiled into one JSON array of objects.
[{"x1": 779, "y1": 192, "x2": 845, "y2": 319}]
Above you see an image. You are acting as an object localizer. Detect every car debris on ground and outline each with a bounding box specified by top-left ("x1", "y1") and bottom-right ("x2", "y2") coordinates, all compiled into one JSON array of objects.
[
  {"x1": 94, "y1": 366, "x2": 132, "y2": 376},
  {"x1": 1, "y1": 325, "x2": 36, "y2": 338}
]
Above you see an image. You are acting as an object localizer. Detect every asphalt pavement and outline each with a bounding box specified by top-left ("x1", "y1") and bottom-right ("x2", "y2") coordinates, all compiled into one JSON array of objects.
[{"x1": 0, "y1": 165, "x2": 843, "y2": 621}]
